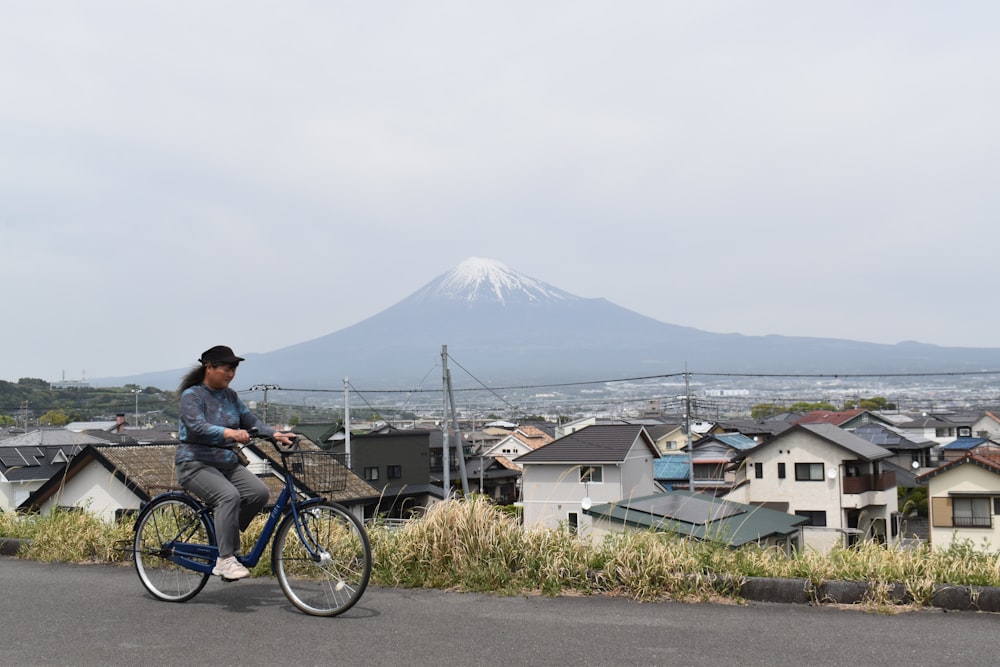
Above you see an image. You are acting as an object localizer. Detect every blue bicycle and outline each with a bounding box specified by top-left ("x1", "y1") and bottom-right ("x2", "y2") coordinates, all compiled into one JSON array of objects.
[{"x1": 132, "y1": 434, "x2": 372, "y2": 616}]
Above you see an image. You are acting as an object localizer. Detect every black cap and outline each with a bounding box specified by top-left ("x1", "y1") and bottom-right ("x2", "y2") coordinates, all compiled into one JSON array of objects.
[{"x1": 199, "y1": 345, "x2": 245, "y2": 365}]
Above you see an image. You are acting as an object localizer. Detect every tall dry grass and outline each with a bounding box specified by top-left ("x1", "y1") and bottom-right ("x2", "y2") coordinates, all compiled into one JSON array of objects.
[{"x1": 4, "y1": 497, "x2": 1000, "y2": 607}]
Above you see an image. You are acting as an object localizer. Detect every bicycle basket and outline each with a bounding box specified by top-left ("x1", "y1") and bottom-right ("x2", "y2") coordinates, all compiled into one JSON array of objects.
[{"x1": 280, "y1": 450, "x2": 348, "y2": 496}]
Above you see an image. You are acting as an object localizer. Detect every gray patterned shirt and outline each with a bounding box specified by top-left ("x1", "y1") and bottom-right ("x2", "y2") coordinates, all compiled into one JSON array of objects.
[{"x1": 175, "y1": 384, "x2": 275, "y2": 465}]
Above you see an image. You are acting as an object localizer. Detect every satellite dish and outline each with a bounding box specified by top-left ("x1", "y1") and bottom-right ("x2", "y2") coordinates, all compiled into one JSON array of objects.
[
  {"x1": 911, "y1": 460, "x2": 920, "y2": 469},
  {"x1": 581, "y1": 497, "x2": 592, "y2": 510},
  {"x1": 827, "y1": 467, "x2": 838, "y2": 479}
]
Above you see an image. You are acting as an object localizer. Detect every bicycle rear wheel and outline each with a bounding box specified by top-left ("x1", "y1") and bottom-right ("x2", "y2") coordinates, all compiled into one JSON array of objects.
[
  {"x1": 272, "y1": 501, "x2": 372, "y2": 617},
  {"x1": 134, "y1": 495, "x2": 213, "y2": 602}
]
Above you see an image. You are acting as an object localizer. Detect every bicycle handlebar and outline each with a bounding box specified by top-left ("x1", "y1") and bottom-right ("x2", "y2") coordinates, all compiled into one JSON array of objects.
[{"x1": 248, "y1": 427, "x2": 299, "y2": 450}]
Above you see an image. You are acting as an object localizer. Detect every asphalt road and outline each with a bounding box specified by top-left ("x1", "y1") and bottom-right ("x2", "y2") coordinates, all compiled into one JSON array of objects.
[{"x1": 0, "y1": 558, "x2": 996, "y2": 666}]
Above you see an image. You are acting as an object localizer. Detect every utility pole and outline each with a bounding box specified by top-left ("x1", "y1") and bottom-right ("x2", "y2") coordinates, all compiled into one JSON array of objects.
[
  {"x1": 441, "y1": 346, "x2": 451, "y2": 496},
  {"x1": 446, "y1": 366, "x2": 470, "y2": 495},
  {"x1": 685, "y1": 368, "x2": 694, "y2": 493},
  {"x1": 343, "y1": 377, "x2": 351, "y2": 469},
  {"x1": 249, "y1": 384, "x2": 281, "y2": 423}
]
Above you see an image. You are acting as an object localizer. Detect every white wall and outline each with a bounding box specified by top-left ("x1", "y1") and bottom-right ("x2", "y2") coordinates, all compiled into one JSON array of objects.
[
  {"x1": 520, "y1": 445, "x2": 658, "y2": 535},
  {"x1": 926, "y1": 464, "x2": 1000, "y2": 552},
  {"x1": 37, "y1": 462, "x2": 140, "y2": 523},
  {"x1": 735, "y1": 431, "x2": 898, "y2": 552}
]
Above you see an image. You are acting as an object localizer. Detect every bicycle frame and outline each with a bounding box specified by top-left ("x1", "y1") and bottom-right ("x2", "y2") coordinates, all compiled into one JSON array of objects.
[{"x1": 159, "y1": 470, "x2": 324, "y2": 575}]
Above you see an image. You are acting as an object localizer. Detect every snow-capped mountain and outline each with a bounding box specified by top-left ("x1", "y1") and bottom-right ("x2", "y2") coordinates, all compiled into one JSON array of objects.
[
  {"x1": 408, "y1": 258, "x2": 577, "y2": 306},
  {"x1": 108, "y1": 257, "x2": 1000, "y2": 391}
]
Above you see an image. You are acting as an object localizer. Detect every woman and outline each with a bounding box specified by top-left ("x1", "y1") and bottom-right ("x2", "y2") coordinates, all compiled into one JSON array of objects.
[{"x1": 175, "y1": 345, "x2": 295, "y2": 580}]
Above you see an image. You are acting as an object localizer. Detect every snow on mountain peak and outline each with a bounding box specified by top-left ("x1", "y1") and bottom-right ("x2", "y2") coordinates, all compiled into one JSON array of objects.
[{"x1": 417, "y1": 257, "x2": 576, "y2": 305}]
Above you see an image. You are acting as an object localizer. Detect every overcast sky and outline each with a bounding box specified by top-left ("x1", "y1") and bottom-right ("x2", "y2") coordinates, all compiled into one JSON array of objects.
[{"x1": 2, "y1": 2, "x2": 998, "y2": 384}]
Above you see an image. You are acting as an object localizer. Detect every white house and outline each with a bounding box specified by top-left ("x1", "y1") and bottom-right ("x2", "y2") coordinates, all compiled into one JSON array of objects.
[
  {"x1": 917, "y1": 453, "x2": 1000, "y2": 552},
  {"x1": 726, "y1": 423, "x2": 899, "y2": 553},
  {"x1": 514, "y1": 424, "x2": 661, "y2": 536},
  {"x1": 481, "y1": 425, "x2": 554, "y2": 464}
]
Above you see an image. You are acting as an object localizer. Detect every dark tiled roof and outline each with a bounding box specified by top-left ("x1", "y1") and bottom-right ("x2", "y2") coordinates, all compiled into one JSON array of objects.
[
  {"x1": 0, "y1": 444, "x2": 85, "y2": 481},
  {"x1": 852, "y1": 423, "x2": 936, "y2": 451},
  {"x1": 514, "y1": 424, "x2": 657, "y2": 464}
]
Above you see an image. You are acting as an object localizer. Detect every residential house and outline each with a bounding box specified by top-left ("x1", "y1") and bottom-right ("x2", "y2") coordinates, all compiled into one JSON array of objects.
[
  {"x1": 889, "y1": 413, "x2": 976, "y2": 449},
  {"x1": 645, "y1": 422, "x2": 686, "y2": 454},
  {"x1": 584, "y1": 490, "x2": 806, "y2": 551},
  {"x1": 515, "y1": 424, "x2": 661, "y2": 535},
  {"x1": 971, "y1": 411, "x2": 1000, "y2": 440},
  {"x1": 21, "y1": 439, "x2": 377, "y2": 523},
  {"x1": 939, "y1": 436, "x2": 1000, "y2": 463},
  {"x1": 476, "y1": 425, "x2": 554, "y2": 503},
  {"x1": 793, "y1": 409, "x2": 894, "y2": 430},
  {"x1": 0, "y1": 429, "x2": 109, "y2": 511},
  {"x1": 917, "y1": 453, "x2": 1000, "y2": 552},
  {"x1": 851, "y1": 423, "x2": 937, "y2": 476},
  {"x1": 688, "y1": 432, "x2": 757, "y2": 495},
  {"x1": 713, "y1": 418, "x2": 793, "y2": 444},
  {"x1": 727, "y1": 423, "x2": 899, "y2": 553},
  {"x1": 553, "y1": 416, "x2": 597, "y2": 439},
  {"x1": 328, "y1": 427, "x2": 444, "y2": 520}
]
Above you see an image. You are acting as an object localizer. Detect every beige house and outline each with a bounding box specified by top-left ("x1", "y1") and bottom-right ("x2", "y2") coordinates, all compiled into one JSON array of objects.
[
  {"x1": 916, "y1": 453, "x2": 1000, "y2": 552},
  {"x1": 726, "y1": 423, "x2": 899, "y2": 553},
  {"x1": 515, "y1": 424, "x2": 661, "y2": 535}
]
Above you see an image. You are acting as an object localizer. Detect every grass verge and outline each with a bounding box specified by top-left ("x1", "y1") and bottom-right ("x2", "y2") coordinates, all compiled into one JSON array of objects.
[{"x1": 4, "y1": 497, "x2": 999, "y2": 608}]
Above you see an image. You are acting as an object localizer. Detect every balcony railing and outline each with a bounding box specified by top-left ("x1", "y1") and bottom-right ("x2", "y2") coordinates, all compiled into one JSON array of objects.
[
  {"x1": 841, "y1": 470, "x2": 896, "y2": 495},
  {"x1": 953, "y1": 516, "x2": 992, "y2": 528}
]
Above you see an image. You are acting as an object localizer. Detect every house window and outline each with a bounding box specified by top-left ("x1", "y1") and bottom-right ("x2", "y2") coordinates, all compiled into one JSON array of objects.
[
  {"x1": 364, "y1": 466, "x2": 379, "y2": 482},
  {"x1": 795, "y1": 463, "x2": 824, "y2": 481},
  {"x1": 953, "y1": 497, "x2": 992, "y2": 528},
  {"x1": 579, "y1": 465, "x2": 603, "y2": 484},
  {"x1": 693, "y1": 463, "x2": 725, "y2": 481},
  {"x1": 794, "y1": 510, "x2": 827, "y2": 527},
  {"x1": 567, "y1": 512, "x2": 579, "y2": 534},
  {"x1": 387, "y1": 465, "x2": 402, "y2": 480},
  {"x1": 777, "y1": 462, "x2": 786, "y2": 479},
  {"x1": 754, "y1": 462, "x2": 763, "y2": 479}
]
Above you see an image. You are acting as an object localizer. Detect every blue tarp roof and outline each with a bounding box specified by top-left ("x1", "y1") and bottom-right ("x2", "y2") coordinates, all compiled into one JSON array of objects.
[{"x1": 654, "y1": 456, "x2": 690, "y2": 480}]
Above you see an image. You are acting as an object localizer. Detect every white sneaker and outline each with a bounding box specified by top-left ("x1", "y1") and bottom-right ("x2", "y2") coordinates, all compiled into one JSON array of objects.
[{"x1": 213, "y1": 555, "x2": 250, "y2": 580}]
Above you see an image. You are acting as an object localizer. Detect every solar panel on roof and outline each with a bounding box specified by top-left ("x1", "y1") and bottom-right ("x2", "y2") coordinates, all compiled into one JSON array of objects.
[
  {"x1": 629, "y1": 494, "x2": 744, "y2": 525},
  {"x1": 0, "y1": 452, "x2": 30, "y2": 467}
]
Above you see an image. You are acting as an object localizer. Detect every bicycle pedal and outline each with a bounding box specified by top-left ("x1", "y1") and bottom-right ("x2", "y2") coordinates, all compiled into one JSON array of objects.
[{"x1": 219, "y1": 575, "x2": 241, "y2": 583}]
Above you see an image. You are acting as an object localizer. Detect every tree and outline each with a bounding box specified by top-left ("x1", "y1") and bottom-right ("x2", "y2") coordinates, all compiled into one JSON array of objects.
[
  {"x1": 750, "y1": 403, "x2": 784, "y2": 420},
  {"x1": 38, "y1": 409, "x2": 71, "y2": 426},
  {"x1": 788, "y1": 401, "x2": 836, "y2": 413},
  {"x1": 843, "y1": 396, "x2": 897, "y2": 411}
]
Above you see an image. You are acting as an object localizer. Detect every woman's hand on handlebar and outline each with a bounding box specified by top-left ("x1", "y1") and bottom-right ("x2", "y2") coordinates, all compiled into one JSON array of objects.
[
  {"x1": 224, "y1": 428, "x2": 252, "y2": 444},
  {"x1": 272, "y1": 431, "x2": 297, "y2": 449}
]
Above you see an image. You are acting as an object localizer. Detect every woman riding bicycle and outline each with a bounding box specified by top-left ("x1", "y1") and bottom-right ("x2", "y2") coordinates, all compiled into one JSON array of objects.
[{"x1": 175, "y1": 345, "x2": 295, "y2": 580}]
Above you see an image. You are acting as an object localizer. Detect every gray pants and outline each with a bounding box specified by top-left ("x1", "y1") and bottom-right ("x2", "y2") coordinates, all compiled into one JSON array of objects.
[{"x1": 176, "y1": 460, "x2": 269, "y2": 558}]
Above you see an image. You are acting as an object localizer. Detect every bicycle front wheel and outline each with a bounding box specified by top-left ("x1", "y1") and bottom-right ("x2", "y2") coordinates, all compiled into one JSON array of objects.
[
  {"x1": 272, "y1": 501, "x2": 372, "y2": 617},
  {"x1": 134, "y1": 495, "x2": 213, "y2": 602}
]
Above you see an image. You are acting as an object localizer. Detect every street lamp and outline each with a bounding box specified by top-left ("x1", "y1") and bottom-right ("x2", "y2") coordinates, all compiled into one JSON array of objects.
[{"x1": 131, "y1": 389, "x2": 141, "y2": 428}]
